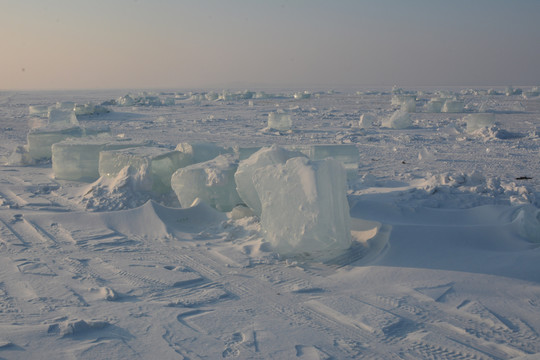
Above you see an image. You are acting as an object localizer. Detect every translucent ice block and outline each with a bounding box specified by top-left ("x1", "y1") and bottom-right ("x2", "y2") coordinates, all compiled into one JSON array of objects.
[
  {"x1": 27, "y1": 126, "x2": 84, "y2": 160},
  {"x1": 47, "y1": 109, "x2": 79, "y2": 126},
  {"x1": 464, "y1": 113, "x2": 496, "y2": 132},
  {"x1": 441, "y1": 100, "x2": 464, "y2": 113},
  {"x1": 52, "y1": 137, "x2": 148, "y2": 181},
  {"x1": 235, "y1": 145, "x2": 306, "y2": 216},
  {"x1": 99, "y1": 147, "x2": 192, "y2": 194},
  {"x1": 171, "y1": 154, "x2": 241, "y2": 212},
  {"x1": 252, "y1": 157, "x2": 351, "y2": 260},
  {"x1": 267, "y1": 111, "x2": 293, "y2": 131}
]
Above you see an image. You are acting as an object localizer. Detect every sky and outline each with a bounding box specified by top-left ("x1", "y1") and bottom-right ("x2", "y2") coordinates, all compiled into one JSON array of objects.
[{"x1": 2, "y1": 0, "x2": 540, "y2": 90}]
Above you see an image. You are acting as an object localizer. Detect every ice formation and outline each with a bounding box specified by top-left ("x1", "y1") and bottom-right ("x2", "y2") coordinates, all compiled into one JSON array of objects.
[
  {"x1": 382, "y1": 110, "x2": 413, "y2": 129},
  {"x1": 442, "y1": 100, "x2": 464, "y2": 113},
  {"x1": 391, "y1": 95, "x2": 416, "y2": 112},
  {"x1": 267, "y1": 111, "x2": 293, "y2": 131},
  {"x1": 171, "y1": 154, "x2": 241, "y2": 212},
  {"x1": 99, "y1": 147, "x2": 191, "y2": 194},
  {"x1": 234, "y1": 145, "x2": 307, "y2": 216},
  {"x1": 359, "y1": 113, "x2": 376, "y2": 129},
  {"x1": 252, "y1": 157, "x2": 351, "y2": 260},
  {"x1": 27, "y1": 126, "x2": 84, "y2": 160},
  {"x1": 287, "y1": 144, "x2": 360, "y2": 182},
  {"x1": 47, "y1": 109, "x2": 79, "y2": 127},
  {"x1": 5, "y1": 145, "x2": 34, "y2": 166},
  {"x1": 52, "y1": 137, "x2": 148, "y2": 181},
  {"x1": 464, "y1": 113, "x2": 496, "y2": 132},
  {"x1": 425, "y1": 98, "x2": 444, "y2": 113},
  {"x1": 73, "y1": 103, "x2": 109, "y2": 116},
  {"x1": 175, "y1": 142, "x2": 231, "y2": 164},
  {"x1": 28, "y1": 105, "x2": 49, "y2": 117},
  {"x1": 512, "y1": 205, "x2": 540, "y2": 242}
]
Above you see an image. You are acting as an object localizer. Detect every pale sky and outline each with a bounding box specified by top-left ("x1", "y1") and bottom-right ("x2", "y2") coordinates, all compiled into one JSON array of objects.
[{"x1": 2, "y1": 0, "x2": 540, "y2": 90}]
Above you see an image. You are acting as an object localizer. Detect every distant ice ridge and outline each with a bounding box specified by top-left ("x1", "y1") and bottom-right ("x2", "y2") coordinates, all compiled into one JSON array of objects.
[{"x1": 253, "y1": 157, "x2": 351, "y2": 260}]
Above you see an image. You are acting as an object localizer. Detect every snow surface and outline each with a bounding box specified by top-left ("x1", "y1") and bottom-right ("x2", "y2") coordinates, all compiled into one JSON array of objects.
[{"x1": 0, "y1": 87, "x2": 540, "y2": 359}]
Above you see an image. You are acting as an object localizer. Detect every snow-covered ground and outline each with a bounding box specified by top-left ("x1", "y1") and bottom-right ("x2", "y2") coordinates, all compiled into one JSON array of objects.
[{"x1": 0, "y1": 87, "x2": 539, "y2": 359}]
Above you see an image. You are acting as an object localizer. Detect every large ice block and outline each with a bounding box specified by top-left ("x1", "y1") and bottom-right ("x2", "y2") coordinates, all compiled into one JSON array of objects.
[
  {"x1": 441, "y1": 100, "x2": 464, "y2": 113},
  {"x1": 27, "y1": 126, "x2": 84, "y2": 160},
  {"x1": 48, "y1": 109, "x2": 79, "y2": 126},
  {"x1": 464, "y1": 113, "x2": 496, "y2": 132},
  {"x1": 252, "y1": 157, "x2": 351, "y2": 260},
  {"x1": 286, "y1": 144, "x2": 359, "y2": 182},
  {"x1": 28, "y1": 105, "x2": 49, "y2": 117},
  {"x1": 267, "y1": 111, "x2": 293, "y2": 131},
  {"x1": 381, "y1": 110, "x2": 413, "y2": 129},
  {"x1": 171, "y1": 154, "x2": 241, "y2": 212},
  {"x1": 425, "y1": 98, "x2": 444, "y2": 113},
  {"x1": 99, "y1": 147, "x2": 192, "y2": 194},
  {"x1": 391, "y1": 95, "x2": 416, "y2": 112},
  {"x1": 175, "y1": 142, "x2": 232, "y2": 164},
  {"x1": 235, "y1": 145, "x2": 306, "y2": 216},
  {"x1": 52, "y1": 137, "x2": 148, "y2": 181}
]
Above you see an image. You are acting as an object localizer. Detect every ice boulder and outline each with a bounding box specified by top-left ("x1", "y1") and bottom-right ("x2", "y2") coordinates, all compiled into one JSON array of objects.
[
  {"x1": 52, "y1": 137, "x2": 149, "y2": 181},
  {"x1": 235, "y1": 145, "x2": 307, "y2": 216},
  {"x1": 425, "y1": 98, "x2": 444, "y2": 113},
  {"x1": 28, "y1": 105, "x2": 49, "y2": 117},
  {"x1": 382, "y1": 110, "x2": 413, "y2": 129},
  {"x1": 99, "y1": 147, "x2": 192, "y2": 194},
  {"x1": 252, "y1": 157, "x2": 351, "y2": 260},
  {"x1": 359, "y1": 113, "x2": 376, "y2": 129},
  {"x1": 464, "y1": 113, "x2": 496, "y2": 133},
  {"x1": 442, "y1": 100, "x2": 464, "y2": 113},
  {"x1": 5, "y1": 145, "x2": 34, "y2": 166},
  {"x1": 27, "y1": 126, "x2": 84, "y2": 160},
  {"x1": 267, "y1": 111, "x2": 293, "y2": 131},
  {"x1": 175, "y1": 142, "x2": 232, "y2": 165},
  {"x1": 48, "y1": 109, "x2": 79, "y2": 126},
  {"x1": 171, "y1": 154, "x2": 241, "y2": 212}
]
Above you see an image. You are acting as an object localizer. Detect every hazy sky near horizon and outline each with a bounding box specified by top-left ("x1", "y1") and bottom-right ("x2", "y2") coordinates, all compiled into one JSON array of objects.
[{"x1": 2, "y1": 0, "x2": 540, "y2": 90}]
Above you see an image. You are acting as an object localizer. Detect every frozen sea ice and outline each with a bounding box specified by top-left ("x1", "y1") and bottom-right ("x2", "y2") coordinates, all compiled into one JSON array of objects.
[{"x1": 252, "y1": 157, "x2": 351, "y2": 260}]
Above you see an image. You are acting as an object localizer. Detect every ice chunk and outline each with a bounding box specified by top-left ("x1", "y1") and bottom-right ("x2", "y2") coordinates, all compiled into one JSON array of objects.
[
  {"x1": 28, "y1": 105, "x2": 49, "y2": 117},
  {"x1": 52, "y1": 137, "x2": 149, "y2": 181},
  {"x1": 235, "y1": 145, "x2": 306, "y2": 216},
  {"x1": 391, "y1": 95, "x2": 416, "y2": 112},
  {"x1": 382, "y1": 110, "x2": 413, "y2": 129},
  {"x1": 464, "y1": 113, "x2": 496, "y2": 133},
  {"x1": 425, "y1": 98, "x2": 444, "y2": 113},
  {"x1": 6, "y1": 145, "x2": 34, "y2": 166},
  {"x1": 359, "y1": 113, "x2": 376, "y2": 129},
  {"x1": 252, "y1": 157, "x2": 351, "y2": 260},
  {"x1": 99, "y1": 147, "x2": 191, "y2": 194},
  {"x1": 175, "y1": 142, "x2": 232, "y2": 164},
  {"x1": 74, "y1": 103, "x2": 109, "y2": 116},
  {"x1": 512, "y1": 205, "x2": 540, "y2": 242},
  {"x1": 171, "y1": 154, "x2": 241, "y2": 212},
  {"x1": 293, "y1": 91, "x2": 311, "y2": 99},
  {"x1": 47, "y1": 109, "x2": 79, "y2": 126},
  {"x1": 287, "y1": 144, "x2": 360, "y2": 182},
  {"x1": 267, "y1": 111, "x2": 293, "y2": 131},
  {"x1": 27, "y1": 126, "x2": 84, "y2": 160},
  {"x1": 441, "y1": 100, "x2": 464, "y2": 113}
]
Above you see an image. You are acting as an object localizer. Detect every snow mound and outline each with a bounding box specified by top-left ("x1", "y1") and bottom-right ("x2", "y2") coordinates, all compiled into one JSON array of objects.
[{"x1": 512, "y1": 205, "x2": 540, "y2": 242}]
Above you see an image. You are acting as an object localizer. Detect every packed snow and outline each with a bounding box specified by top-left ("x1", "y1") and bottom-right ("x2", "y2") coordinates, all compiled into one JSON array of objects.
[{"x1": 0, "y1": 86, "x2": 540, "y2": 359}]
